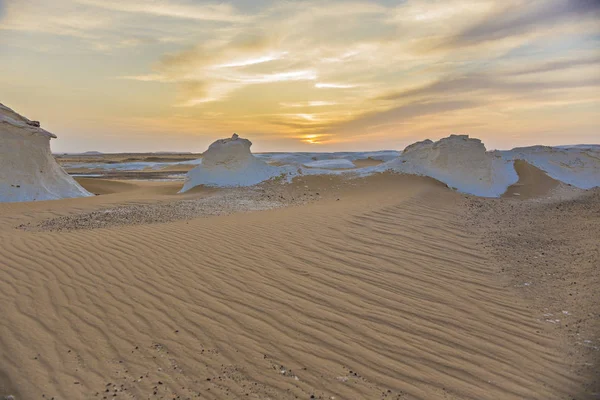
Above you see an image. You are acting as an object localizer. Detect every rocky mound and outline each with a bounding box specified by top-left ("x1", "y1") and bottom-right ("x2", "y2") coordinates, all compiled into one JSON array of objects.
[
  {"x1": 0, "y1": 103, "x2": 93, "y2": 202},
  {"x1": 180, "y1": 134, "x2": 289, "y2": 192},
  {"x1": 380, "y1": 135, "x2": 518, "y2": 197},
  {"x1": 506, "y1": 145, "x2": 600, "y2": 189}
]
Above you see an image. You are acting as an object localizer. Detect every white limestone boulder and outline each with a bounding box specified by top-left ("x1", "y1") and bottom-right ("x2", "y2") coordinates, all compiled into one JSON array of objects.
[
  {"x1": 0, "y1": 103, "x2": 93, "y2": 202},
  {"x1": 504, "y1": 145, "x2": 600, "y2": 189},
  {"x1": 180, "y1": 134, "x2": 289, "y2": 191},
  {"x1": 380, "y1": 134, "x2": 518, "y2": 197}
]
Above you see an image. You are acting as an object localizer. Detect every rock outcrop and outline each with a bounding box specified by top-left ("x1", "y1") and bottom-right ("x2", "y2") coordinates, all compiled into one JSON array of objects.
[
  {"x1": 380, "y1": 134, "x2": 518, "y2": 197},
  {"x1": 506, "y1": 145, "x2": 600, "y2": 189},
  {"x1": 0, "y1": 103, "x2": 93, "y2": 202},
  {"x1": 180, "y1": 134, "x2": 288, "y2": 192}
]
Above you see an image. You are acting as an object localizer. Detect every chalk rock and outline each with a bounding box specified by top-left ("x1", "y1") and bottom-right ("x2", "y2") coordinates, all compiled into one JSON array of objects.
[
  {"x1": 180, "y1": 134, "x2": 288, "y2": 191},
  {"x1": 0, "y1": 103, "x2": 93, "y2": 202},
  {"x1": 505, "y1": 145, "x2": 600, "y2": 189},
  {"x1": 381, "y1": 134, "x2": 518, "y2": 197}
]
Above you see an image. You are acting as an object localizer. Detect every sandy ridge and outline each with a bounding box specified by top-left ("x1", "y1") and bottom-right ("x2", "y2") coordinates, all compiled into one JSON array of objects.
[
  {"x1": 464, "y1": 186, "x2": 600, "y2": 399},
  {"x1": 0, "y1": 174, "x2": 588, "y2": 399}
]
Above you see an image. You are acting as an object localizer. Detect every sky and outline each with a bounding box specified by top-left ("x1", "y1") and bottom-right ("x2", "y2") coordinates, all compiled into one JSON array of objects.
[{"x1": 1, "y1": 0, "x2": 599, "y2": 153}]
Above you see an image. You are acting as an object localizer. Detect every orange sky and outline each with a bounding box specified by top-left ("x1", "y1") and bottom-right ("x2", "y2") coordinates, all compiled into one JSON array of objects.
[{"x1": 1, "y1": 0, "x2": 599, "y2": 153}]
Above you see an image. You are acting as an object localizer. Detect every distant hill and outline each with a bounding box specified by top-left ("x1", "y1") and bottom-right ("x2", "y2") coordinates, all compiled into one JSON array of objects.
[
  {"x1": 555, "y1": 144, "x2": 600, "y2": 150},
  {"x1": 53, "y1": 151, "x2": 104, "y2": 156}
]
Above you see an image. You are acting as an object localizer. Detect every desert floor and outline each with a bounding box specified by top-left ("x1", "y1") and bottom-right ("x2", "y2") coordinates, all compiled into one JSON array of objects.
[
  {"x1": 0, "y1": 166, "x2": 598, "y2": 400},
  {"x1": 55, "y1": 153, "x2": 386, "y2": 180},
  {"x1": 55, "y1": 153, "x2": 202, "y2": 180}
]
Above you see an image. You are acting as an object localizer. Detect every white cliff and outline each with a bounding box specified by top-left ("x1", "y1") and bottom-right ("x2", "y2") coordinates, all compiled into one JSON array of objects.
[
  {"x1": 180, "y1": 134, "x2": 290, "y2": 192},
  {"x1": 0, "y1": 103, "x2": 93, "y2": 202},
  {"x1": 378, "y1": 135, "x2": 518, "y2": 197}
]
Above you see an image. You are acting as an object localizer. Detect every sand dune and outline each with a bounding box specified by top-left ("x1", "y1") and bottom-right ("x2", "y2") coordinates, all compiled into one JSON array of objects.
[
  {"x1": 76, "y1": 179, "x2": 141, "y2": 196},
  {"x1": 0, "y1": 174, "x2": 593, "y2": 399},
  {"x1": 503, "y1": 160, "x2": 561, "y2": 199},
  {"x1": 466, "y1": 187, "x2": 600, "y2": 399}
]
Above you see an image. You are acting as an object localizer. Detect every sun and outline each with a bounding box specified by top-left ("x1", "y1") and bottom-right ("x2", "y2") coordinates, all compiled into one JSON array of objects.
[{"x1": 303, "y1": 134, "x2": 321, "y2": 144}]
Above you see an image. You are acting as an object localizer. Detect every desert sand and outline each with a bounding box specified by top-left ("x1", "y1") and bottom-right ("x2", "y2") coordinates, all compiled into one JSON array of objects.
[
  {"x1": 55, "y1": 151, "x2": 387, "y2": 181},
  {"x1": 1, "y1": 165, "x2": 598, "y2": 400},
  {"x1": 55, "y1": 154, "x2": 201, "y2": 178}
]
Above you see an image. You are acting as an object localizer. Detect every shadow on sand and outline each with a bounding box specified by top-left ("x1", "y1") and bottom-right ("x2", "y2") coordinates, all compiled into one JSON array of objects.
[{"x1": 0, "y1": 369, "x2": 18, "y2": 399}]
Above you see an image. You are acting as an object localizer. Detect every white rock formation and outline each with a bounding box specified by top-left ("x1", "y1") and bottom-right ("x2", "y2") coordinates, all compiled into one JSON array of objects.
[
  {"x1": 255, "y1": 150, "x2": 400, "y2": 166},
  {"x1": 379, "y1": 135, "x2": 518, "y2": 197},
  {"x1": 505, "y1": 145, "x2": 600, "y2": 189},
  {"x1": 0, "y1": 103, "x2": 93, "y2": 202},
  {"x1": 303, "y1": 159, "x2": 356, "y2": 169},
  {"x1": 180, "y1": 134, "x2": 289, "y2": 192}
]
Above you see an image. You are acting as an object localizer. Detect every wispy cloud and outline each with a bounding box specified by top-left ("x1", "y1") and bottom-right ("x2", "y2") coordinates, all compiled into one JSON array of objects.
[
  {"x1": 79, "y1": 0, "x2": 245, "y2": 22},
  {"x1": 379, "y1": 72, "x2": 600, "y2": 102},
  {"x1": 501, "y1": 53, "x2": 600, "y2": 76},
  {"x1": 442, "y1": 0, "x2": 600, "y2": 48},
  {"x1": 214, "y1": 52, "x2": 287, "y2": 68},
  {"x1": 2, "y1": 0, "x2": 599, "y2": 150},
  {"x1": 315, "y1": 83, "x2": 357, "y2": 89},
  {"x1": 334, "y1": 100, "x2": 482, "y2": 132},
  {"x1": 281, "y1": 101, "x2": 337, "y2": 108},
  {"x1": 228, "y1": 70, "x2": 317, "y2": 84},
  {"x1": 121, "y1": 74, "x2": 174, "y2": 82}
]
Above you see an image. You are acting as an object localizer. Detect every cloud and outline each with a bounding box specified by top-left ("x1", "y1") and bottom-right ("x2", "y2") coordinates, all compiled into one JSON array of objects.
[
  {"x1": 315, "y1": 83, "x2": 357, "y2": 89},
  {"x1": 445, "y1": 0, "x2": 600, "y2": 47},
  {"x1": 214, "y1": 52, "x2": 286, "y2": 68},
  {"x1": 0, "y1": 0, "x2": 7, "y2": 21},
  {"x1": 3, "y1": 0, "x2": 600, "y2": 149},
  {"x1": 502, "y1": 54, "x2": 600, "y2": 76},
  {"x1": 379, "y1": 73, "x2": 600, "y2": 102},
  {"x1": 334, "y1": 100, "x2": 481, "y2": 133},
  {"x1": 178, "y1": 80, "x2": 209, "y2": 100},
  {"x1": 228, "y1": 70, "x2": 317, "y2": 84},
  {"x1": 265, "y1": 118, "x2": 333, "y2": 132},
  {"x1": 121, "y1": 74, "x2": 174, "y2": 82},
  {"x1": 115, "y1": 0, "x2": 599, "y2": 143},
  {"x1": 0, "y1": 0, "x2": 258, "y2": 56},
  {"x1": 280, "y1": 101, "x2": 337, "y2": 108},
  {"x1": 0, "y1": 0, "x2": 110, "y2": 39},
  {"x1": 79, "y1": 0, "x2": 244, "y2": 22},
  {"x1": 155, "y1": 30, "x2": 275, "y2": 74}
]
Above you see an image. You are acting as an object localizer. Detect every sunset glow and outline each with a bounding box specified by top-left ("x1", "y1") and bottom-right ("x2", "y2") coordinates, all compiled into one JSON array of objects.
[{"x1": 1, "y1": 0, "x2": 598, "y2": 153}]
